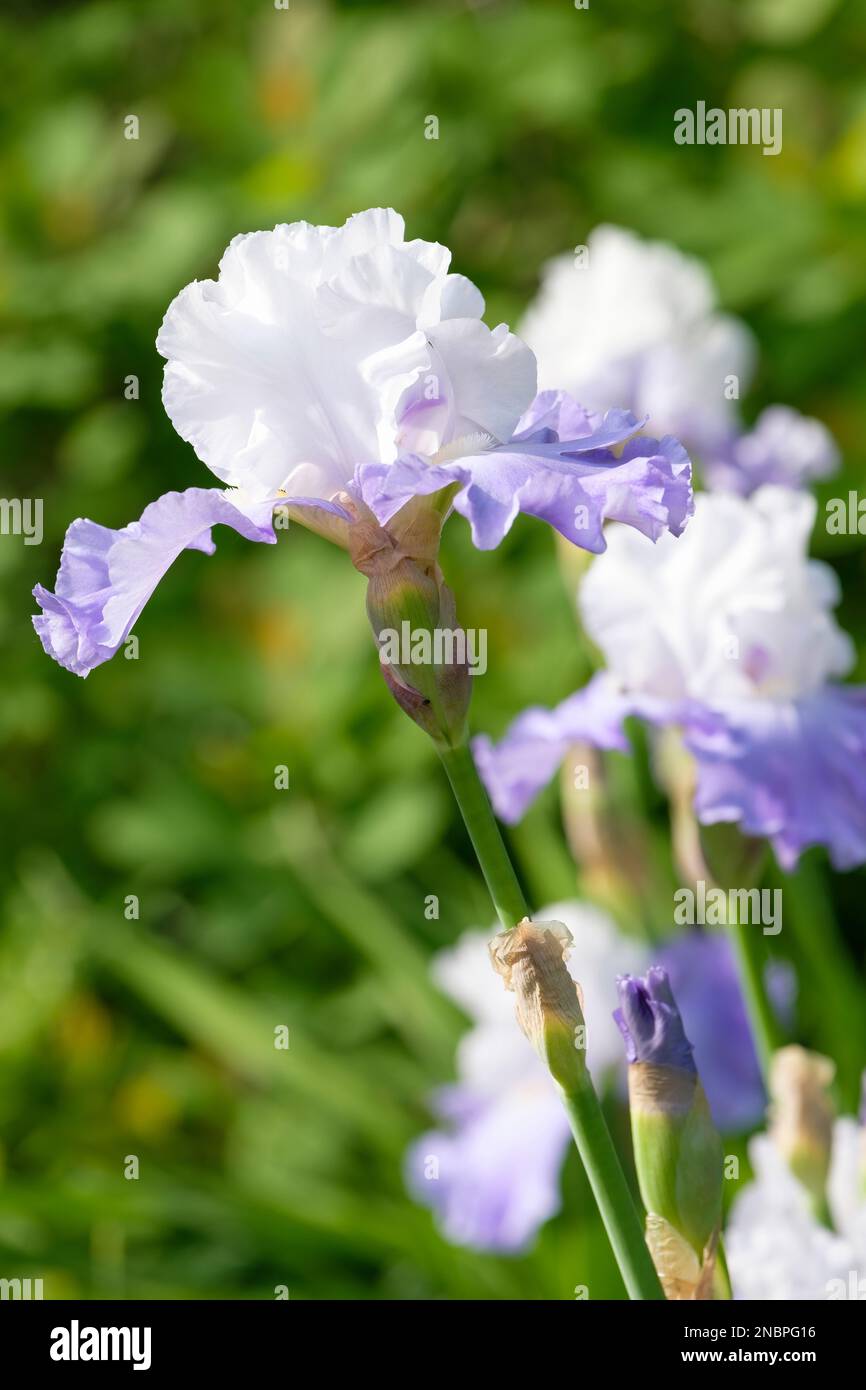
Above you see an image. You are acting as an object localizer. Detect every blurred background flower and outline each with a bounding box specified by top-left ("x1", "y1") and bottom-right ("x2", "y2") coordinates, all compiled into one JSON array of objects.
[
  {"x1": 520, "y1": 223, "x2": 755, "y2": 455},
  {"x1": 475, "y1": 484, "x2": 866, "y2": 877},
  {"x1": 726, "y1": 1066, "x2": 866, "y2": 1300}
]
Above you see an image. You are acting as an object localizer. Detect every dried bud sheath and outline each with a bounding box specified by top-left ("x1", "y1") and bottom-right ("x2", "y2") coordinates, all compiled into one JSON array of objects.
[
  {"x1": 489, "y1": 919, "x2": 587, "y2": 1091},
  {"x1": 769, "y1": 1045, "x2": 835, "y2": 1209}
]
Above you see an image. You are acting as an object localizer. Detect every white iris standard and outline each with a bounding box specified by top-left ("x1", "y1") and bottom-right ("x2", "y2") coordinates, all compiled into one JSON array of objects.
[{"x1": 157, "y1": 208, "x2": 535, "y2": 506}]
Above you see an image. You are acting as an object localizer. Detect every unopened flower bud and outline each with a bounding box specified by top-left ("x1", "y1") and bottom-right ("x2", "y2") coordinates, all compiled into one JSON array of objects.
[
  {"x1": 769, "y1": 1045, "x2": 835, "y2": 1209},
  {"x1": 489, "y1": 919, "x2": 587, "y2": 1092},
  {"x1": 615, "y1": 967, "x2": 723, "y2": 1300},
  {"x1": 349, "y1": 499, "x2": 471, "y2": 748}
]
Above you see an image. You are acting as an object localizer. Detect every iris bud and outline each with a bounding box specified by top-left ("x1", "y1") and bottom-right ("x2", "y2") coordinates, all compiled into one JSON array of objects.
[
  {"x1": 349, "y1": 496, "x2": 471, "y2": 748},
  {"x1": 615, "y1": 967, "x2": 723, "y2": 1300}
]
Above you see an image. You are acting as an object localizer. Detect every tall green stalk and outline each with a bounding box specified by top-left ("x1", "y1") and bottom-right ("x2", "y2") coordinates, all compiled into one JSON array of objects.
[
  {"x1": 437, "y1": 742, "x2": 528, "y2": 929},
  {"x1": 561, "y1": 1077, "x2": 666, "y2": 1300},
  {"x1": 437, "y1": 738, "x2": 665, "y2": 1300}
]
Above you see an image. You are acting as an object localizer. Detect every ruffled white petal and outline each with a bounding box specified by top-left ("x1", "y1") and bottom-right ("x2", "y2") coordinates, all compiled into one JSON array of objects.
[{"x1": 157, "y1": 208, "x2": 527, "y2": 504}]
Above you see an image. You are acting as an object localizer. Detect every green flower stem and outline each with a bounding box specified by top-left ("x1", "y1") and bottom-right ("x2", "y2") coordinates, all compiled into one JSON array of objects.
[
  {"x1": 437, "y1": 741, "x2": 529, "y2": 930},
  {"x1": 727, "y1": 915, "x2": 781, "y2": 1084},
  {"x1": 777, "y1": 858, "x2": 866, "y2": 1109},
  {"x1": 697, "y1": 822, "x2": 781, "y2": 1089},
  {"x1": 437, "y1": 737, "x2": 664, "y2": 1300},
  {"x1": 562, "y1": 1078, "x2": 666, "y2": 1300}
]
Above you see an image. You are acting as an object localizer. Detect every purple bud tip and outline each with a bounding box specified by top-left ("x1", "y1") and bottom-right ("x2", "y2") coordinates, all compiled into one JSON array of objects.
[{"x1": 613, "y1": 966, "x2": 697, "y2": 1072}]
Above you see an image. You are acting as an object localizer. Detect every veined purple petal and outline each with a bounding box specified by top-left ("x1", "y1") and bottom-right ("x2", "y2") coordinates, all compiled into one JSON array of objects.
[
  {"x1": 353, "y1": 454, "x2": 457, "y2": 527},
  {"x1": 356, "y1": 391, "x2": 693, "y2": 551},
  {"x1": 480, "y1": 675, "x2": 866, "y2": 871},
  {"x1": 472, "y1": 674, "x2": 635, "y2": 823},
  {"x1": 512, "y1": 392, "x2": 645, "y2": 449},
  {"x1": 682, "y1": 687, "x2": 866, "y2": 871},
  {"x1": 512, "y1": 389, "x2": 599, "y2": 440},
  {"x1": 472, "y1": 675, "x2": 690, "y2": 824},
  {"x1": 452, "y1": 430, "x2": 692, "y2": 552},
  {"x1": 614, "y1": 966, "x2": 697, "y2": 1072},
  {"x1": 32, "y1": 487, "x2": 281, "y2": 677}
]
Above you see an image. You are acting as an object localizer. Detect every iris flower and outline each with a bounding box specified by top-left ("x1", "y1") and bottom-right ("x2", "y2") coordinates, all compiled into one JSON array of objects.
[
  {"x1": 33, "y1": 209, "x2": 692, "y2": 677},
  {"x1": 476, "y1": 486, "x2": 866, "y2": 871}
]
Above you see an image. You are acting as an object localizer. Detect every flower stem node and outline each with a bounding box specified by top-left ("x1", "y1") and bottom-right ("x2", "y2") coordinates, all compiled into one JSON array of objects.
[{"x1": 488, "y1": 919, "x2": 588, "y2": 1092}]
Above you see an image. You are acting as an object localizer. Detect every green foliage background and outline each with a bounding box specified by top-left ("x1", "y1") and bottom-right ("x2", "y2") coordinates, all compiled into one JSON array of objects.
[{"x1": 1, "y1": 0, "x2": 865, "y2": 1299}]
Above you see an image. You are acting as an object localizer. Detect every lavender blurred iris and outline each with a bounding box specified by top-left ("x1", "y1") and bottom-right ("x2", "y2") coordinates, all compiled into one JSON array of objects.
[
  {"x1": 476, "y1": 488, "x2": 866, "y2": 873},
  {"x1": 657, "y1": 932, "x2": 794, "y2": 1131}
]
